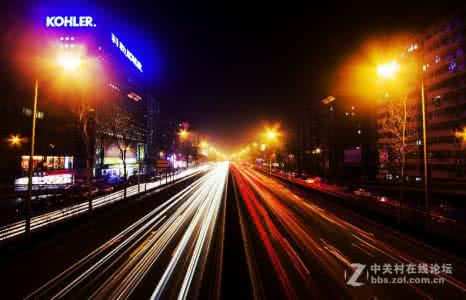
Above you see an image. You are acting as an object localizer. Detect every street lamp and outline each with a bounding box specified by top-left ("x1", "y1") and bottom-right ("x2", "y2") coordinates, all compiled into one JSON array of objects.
[
  {"x1": 265, "y1": 128, "x2": 278, "y2": 142},
  {"x1": 455, "y1": 128, "x2": 466, "y2": 142},
  {"x1": 262, "y1": 127, "x2": 282, "y2": 175},
  {"x1": 25, "y1": 49, "x2": 84, "y2": 235},
  {"x1": 8, "y1": 134, "x2": 24, "y2": 147},
  {"x1": 179, "y1": 129, "x2": 190, "y2": 167},
  {"x1": 57, "y1": 52, "x2": 82, "y2": 72},
  {"x1": 377, "y1": 60, "x2": 429, "y2": 220},
  {"x1": 179, "y1": 129, "x2": 189, "y2": 140},
  {"x1": 377, "y1": 60, "x2": 400, "y2": 79}
]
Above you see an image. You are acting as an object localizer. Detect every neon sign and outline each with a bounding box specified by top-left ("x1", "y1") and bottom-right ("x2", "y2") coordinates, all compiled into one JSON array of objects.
[
  {"x1": 46, "y1": 16, "x2": 96, "y2": 28},
  {"x1": 111, "y1": 33, "x2": 143, "y2": 73}
]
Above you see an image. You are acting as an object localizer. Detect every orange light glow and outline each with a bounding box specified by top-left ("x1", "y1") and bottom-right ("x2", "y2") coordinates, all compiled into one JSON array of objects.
[
  {"x1": 57, "y1": 52, "x2": 82, "y2": 72},
  {"x1": 455, "y1": 128, "x2": 466, "y2": 142},
  {"x1": 8, "y1": 134, "x2": 24, "y2": 147},
  {"x1": 377, "y1": 60, "x2": 399, "y2": 79},
  {"x1": 179, "y1": 129, "x2": 189, "y2": 140}
]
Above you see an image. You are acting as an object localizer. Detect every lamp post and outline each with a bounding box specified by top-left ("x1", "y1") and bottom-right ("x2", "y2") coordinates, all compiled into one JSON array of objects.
[
  {"x1": 377, "y1": 60, "x2": 429, "y2": 223},
  {"x1": 179, "y1": 129, "x2": 189, "y2": 168},
  {"x1": 420, "y1": 80, "x2": 429, "y2": 216},
  {"x1": 25, "y1": 80, "x2": 39, "y2": 235},
  {"x1": 25, "y1": 51, "x2": 83, "y2": 235},
  {"x1": 263, "y1": 127, "x2": 281, "y2": 175}
]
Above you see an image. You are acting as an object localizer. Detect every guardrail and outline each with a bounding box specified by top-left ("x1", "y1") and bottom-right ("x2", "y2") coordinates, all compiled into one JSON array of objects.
[{"x1": 0, "y1": 165, "x2": 210, "y2": 242}]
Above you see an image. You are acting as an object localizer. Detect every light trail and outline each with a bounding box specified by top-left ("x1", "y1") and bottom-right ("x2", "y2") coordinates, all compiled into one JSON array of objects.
[
  {"x1": 231, "y1": 163, "x2": 466, "y2": 299},
  {"x1": 0, "y1": 165, "x2": 210, "y2": 241},
  {"x1": 25, "y1": 162, "x2": 229, "y2": 300}
]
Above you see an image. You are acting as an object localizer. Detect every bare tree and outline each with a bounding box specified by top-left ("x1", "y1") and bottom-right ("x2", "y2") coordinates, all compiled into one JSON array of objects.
[
  {"x1": 76, "y1": 95, "x2": 95, "y2": 211},
  {"x1": 381, "y1": 96, "x2": 417, "y2": 223},
  {"x1": 97, "y1": 105, "x2": 144, "y2": 199}
]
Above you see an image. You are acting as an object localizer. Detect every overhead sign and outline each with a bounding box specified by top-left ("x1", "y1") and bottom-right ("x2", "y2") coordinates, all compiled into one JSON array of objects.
[
  {"x1": 111, "y1": 33, "x2": 143, "y2": 73},
  {"x1": 46, "y1": 16, "x2": 96, "y2": 28}
]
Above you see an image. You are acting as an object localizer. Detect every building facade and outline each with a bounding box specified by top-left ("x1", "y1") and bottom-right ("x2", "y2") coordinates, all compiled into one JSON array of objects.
[
  {"x1": 294, "y1": 96, "x2": 377, "y2": 183},
  {"x1": 3, "y1": 10, "x2": 158, "y2": 186},
  {"x1": 376, "y1": 10, "x2": 466, "y2": 183}
]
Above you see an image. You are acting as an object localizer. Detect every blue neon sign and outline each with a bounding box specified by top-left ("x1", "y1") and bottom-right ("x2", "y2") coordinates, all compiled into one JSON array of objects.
[{"x1": 111, "y1": 33, "x2": 143, "y2": 73}]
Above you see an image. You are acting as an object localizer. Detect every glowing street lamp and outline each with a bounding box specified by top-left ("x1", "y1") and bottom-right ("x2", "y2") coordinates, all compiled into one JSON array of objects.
[
  {"x1": 377, "y1": 59, "x2": 429, "y2": 216},
  {"x1": 456, "y1": 128, "x2": 466, "y2": 143},
  {"x1": 179, "y1": 129, "x2": 189, "y2": 140},
  {"x1": 8, "y1": 134, "x2": 23, "y2": 147},
  {"x1": 265, "y1": 128, "x2": 278, "y2": 141},
  {"x1": 24, "y1": 49, "x2": 92, "y2": 234},
  {"x1": 377, "y1": 60, "x2": 399, "y2": 79},
  {"x1": 57, "y1": 52, "x2": 82, "y2": 72}
]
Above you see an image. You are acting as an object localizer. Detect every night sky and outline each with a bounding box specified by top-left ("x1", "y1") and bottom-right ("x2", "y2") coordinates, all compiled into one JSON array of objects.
[{"x1": 2, "y1": 1, "x2": 464, "y2": 152}]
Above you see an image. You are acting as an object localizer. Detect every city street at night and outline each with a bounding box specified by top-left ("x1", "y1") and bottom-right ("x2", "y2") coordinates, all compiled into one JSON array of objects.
[{"x1": 2, "y1": 1, "x2": 466, "y2": 299}]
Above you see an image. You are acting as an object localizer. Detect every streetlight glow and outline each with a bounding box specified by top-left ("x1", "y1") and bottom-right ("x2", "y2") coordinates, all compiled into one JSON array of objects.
[
  {"x1": 179, "y1": 129, "x2": 189, "y2": 140},
  {"x1": 377, "y1": 60, "x2": 399, "y2": 79},
  {"x1": 266, "y1": 129, "x2": 277, "y2": 140},
  {"x1": 57, "y1": 52, "x2": 81, "y2": 72},
  {"x1": 455, "y1": 128, "x2": 466, "y2": 143},
  {"x1": 8, "y1": 134, "x2": 23, "y2": 146}
]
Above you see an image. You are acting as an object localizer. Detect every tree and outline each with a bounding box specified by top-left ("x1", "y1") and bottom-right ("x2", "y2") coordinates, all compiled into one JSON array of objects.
[
  {"x1": 98, "y1": 105, "x2": 145, "y2": 200},
  {"x1": 381, "y1": 96, "x2": 417, "y2": 223},
  {"x1": 76, "y1": 95, "x2": 95, "y2": 211}
]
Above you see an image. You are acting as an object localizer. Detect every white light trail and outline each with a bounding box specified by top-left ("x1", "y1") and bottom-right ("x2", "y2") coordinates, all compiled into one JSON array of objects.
[
  {"x1": 25, "y1": 162, "x2": 229, "y2": 300},
  {"x1": 0, "y1": 165, "x2": 210, "y2": 241}
]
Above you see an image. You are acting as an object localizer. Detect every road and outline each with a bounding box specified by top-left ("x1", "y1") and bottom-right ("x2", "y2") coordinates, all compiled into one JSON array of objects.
[
  {"x1": 19, "y1": 162, "x2": 229, "y2": 299},
  {"x1": 230, "y1": 163, "x2": 466, "y2": 299},
  {"x1": 1, "y1": 161, "x2": 466, "y2": 299}
]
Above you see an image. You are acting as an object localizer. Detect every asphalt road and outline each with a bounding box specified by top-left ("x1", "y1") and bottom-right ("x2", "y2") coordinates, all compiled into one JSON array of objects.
[
  {"x1": 1, "y1": 162, "x2": 465, "y2": 299},
  {"x1": 230, "y1": 163, "x2": 466, "y2": 299},
  {"x1": 0, "y1": 165, "x2": 216, "y2": 299}
]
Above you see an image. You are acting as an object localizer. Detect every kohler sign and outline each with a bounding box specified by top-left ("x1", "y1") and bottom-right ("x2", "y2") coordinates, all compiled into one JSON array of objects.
[{"x1": 46, "y1": 16, "x2": 96, "y2": 28}]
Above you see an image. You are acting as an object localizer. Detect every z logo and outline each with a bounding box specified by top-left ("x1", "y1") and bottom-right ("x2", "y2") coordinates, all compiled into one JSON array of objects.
[{"x1": 345, "y1": 263, "x2": 366, "y2": 287}]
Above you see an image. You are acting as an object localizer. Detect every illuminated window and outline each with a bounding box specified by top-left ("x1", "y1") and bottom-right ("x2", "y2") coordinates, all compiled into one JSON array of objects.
[
  {"x1": 22, "y1": 107, "x2": 44, "y2": 119},
  {"x1": 407, "y1": 43, "x2": 418, "y2": 52},
  {"x1": 435, "y1": 56, "x2": 441, "y2": 63},
  {"x1": 128, "y1": 92, "x2": 142, "y2": 102}
]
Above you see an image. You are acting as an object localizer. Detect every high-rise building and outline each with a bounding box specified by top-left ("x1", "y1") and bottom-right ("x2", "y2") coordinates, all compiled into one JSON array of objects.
[
  {"x1": 376, "y1": 10, "x2": 466, "y2": 183},
  {"x1": 2, "y1": 9, "x2": 158, "y2": 186},
  {"x1": 424, "y1": 12, "x2": 466, "y2": 181}
]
